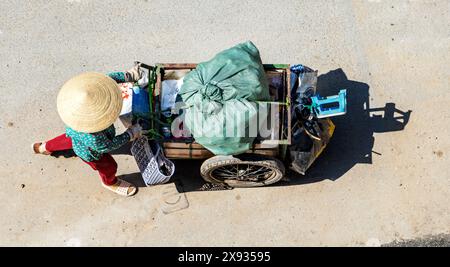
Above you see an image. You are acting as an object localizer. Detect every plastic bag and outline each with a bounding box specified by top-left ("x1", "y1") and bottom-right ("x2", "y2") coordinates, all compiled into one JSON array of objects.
[
  {"x1": 161, "y1": 79, "x2": 183, "y2": 117},
  {"x1": 119, "y1": 82, "x2": 134, "y2": 128},
  {"x1": 178, "y1": 41, "x2": 270, "y2": 155}
]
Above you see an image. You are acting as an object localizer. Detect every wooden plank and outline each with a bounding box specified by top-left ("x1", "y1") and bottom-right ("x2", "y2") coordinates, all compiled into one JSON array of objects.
[
  {"x1": 159, "y1": 63, "x2": 197, "y2": 69},
  {"x1": 163, "y1": 142, "x2": 204, "y2": 149},
  {"x1": 163, "y1": 142, "x2": 278, "y2": 150},
  {"x1": 263, "y1": 64, "x2": 290, "y2": 69},
  {"x1": 164, "y1": 148, "x2": 214, "y2": 159},
  {"x1": 164, "y1": 149, "x2": 277, "y2": 160},
  {"x1": 166, "y1": 155, "x2": 210, "y2": 160},
  {"x1": 155, "y1": 66, "x2": 161, "y2": 96},
  {"x1": 163, "y1": 69, "x2": 191, "y2": 80},
  {"x1": 286, "y1": 65, "x2": 291, "y2": 145},
  {"x1": 160, "y1": 64, "x2": 287, "y2": 72},
  {"x1": 250, "y1": 150, "x2": 278, "y2": 157},
  {"x1": 164, "y1": 148, "x2": 214, "y2": 156}
]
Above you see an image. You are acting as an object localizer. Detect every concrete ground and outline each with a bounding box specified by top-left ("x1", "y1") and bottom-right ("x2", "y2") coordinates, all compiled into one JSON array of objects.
[{"x1": 0, "y1": 0, "x2": 449, "y2": 246}]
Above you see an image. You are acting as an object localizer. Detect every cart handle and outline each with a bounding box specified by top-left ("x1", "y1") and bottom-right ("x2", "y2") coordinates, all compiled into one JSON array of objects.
[{"x1": 134, "y1": 61, "x2": 154, "y2": 70}]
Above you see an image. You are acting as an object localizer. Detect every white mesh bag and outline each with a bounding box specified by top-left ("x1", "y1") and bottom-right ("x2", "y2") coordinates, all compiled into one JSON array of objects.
[{"x1": 131, "y1": 136, "x2": 175, "y2": 186}]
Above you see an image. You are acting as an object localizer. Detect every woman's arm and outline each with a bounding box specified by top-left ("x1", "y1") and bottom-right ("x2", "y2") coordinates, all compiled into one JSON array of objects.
[
  {"x1": 107, "y1": 72, "x2": 127, "y2": 83},
  {"x1": 82, "y1": 131, "x2": 131, "y2": 154},
  {"x1": 107, "y1": 64, "x2": 142, "y2": 83}
]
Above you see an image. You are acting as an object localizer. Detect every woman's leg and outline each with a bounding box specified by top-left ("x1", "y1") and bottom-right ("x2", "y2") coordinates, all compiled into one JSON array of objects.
[
  {"x1": 84, "y1": 153, "x2": 118, "y2": 185},
  {"x1": 84, "y1": 154, "x2": 136, "y2": 196},
  {"x1": 44, "y1": 134, "x2": 73, "y2": 152}
]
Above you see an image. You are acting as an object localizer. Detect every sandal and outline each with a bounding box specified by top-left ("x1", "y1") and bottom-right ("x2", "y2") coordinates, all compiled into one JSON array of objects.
[
  {"x1": 32, "y1": 142, "x2": 51, "y2": 155},
  {"x1": 102, "y1": 179, "x2": 137, "y2": 197}
]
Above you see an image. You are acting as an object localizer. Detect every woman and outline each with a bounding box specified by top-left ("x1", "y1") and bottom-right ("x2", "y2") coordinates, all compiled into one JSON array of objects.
[{"x1": 33, "y1": 66, "x2": 143, "y2": 197}]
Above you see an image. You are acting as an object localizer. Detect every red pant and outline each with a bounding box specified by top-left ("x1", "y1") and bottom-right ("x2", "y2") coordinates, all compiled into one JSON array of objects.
[{"x1": 45, "y1": 134, "x2": 118, "y2": 185}]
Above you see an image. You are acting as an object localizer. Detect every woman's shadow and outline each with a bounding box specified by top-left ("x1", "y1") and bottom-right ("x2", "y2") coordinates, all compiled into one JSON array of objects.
[{"x1": 282, "y1": 68, "x2": 412, "y2": 185}]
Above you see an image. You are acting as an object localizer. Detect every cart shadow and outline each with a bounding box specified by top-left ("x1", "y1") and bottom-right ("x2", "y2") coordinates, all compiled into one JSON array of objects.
[
  {"x1": 49, "y1": 136, "x2": 204, "y2": 190},
  {"x1": 116, "y1": 160, "x2": 205, "y2": 191},
  {"x1": 171, "y1": 160, "x2": 206, "y2": 192},
  {"x1": 168, "y1": 68, "x2": 412, "y2": 192},
  {"x1": 110, "y1": 144, "x2": 205, "y2": 190},
  {"x1": 277, "y1": 68, "x2": 411, "y2": 186}
]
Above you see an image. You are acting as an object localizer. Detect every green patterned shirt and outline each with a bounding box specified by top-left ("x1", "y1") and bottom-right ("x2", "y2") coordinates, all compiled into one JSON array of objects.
[
  {"x1": 66, "y1": 125, "x2": 130, "y2": 162},
  {"x1": 65, "y1": 71, "x2": 130, "y2": 162}
]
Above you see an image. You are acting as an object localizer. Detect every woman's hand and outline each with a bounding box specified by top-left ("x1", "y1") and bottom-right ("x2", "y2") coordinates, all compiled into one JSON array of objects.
[
  {"x1": 126, "y1": 123, "x2": 143, "y2": 141},
  {"x1": 125, "y1": 64, "x2": 143, "y2": 82}
]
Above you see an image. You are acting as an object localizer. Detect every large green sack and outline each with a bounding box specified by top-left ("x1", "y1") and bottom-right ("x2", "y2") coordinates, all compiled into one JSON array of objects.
[{"x1": 179, "y1": 41, "x2": 270, "y2": 155}]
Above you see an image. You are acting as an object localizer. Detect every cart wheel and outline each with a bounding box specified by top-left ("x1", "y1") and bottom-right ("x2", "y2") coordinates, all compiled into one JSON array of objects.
[{"x1": 200, "y1": 155, "x2": 285, "y2": 188}]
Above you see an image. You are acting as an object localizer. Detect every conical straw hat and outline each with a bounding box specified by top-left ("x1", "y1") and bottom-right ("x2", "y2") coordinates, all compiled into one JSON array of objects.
[{"x1": 57, "y1": 72, "x2": 123, "y2": 133}]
